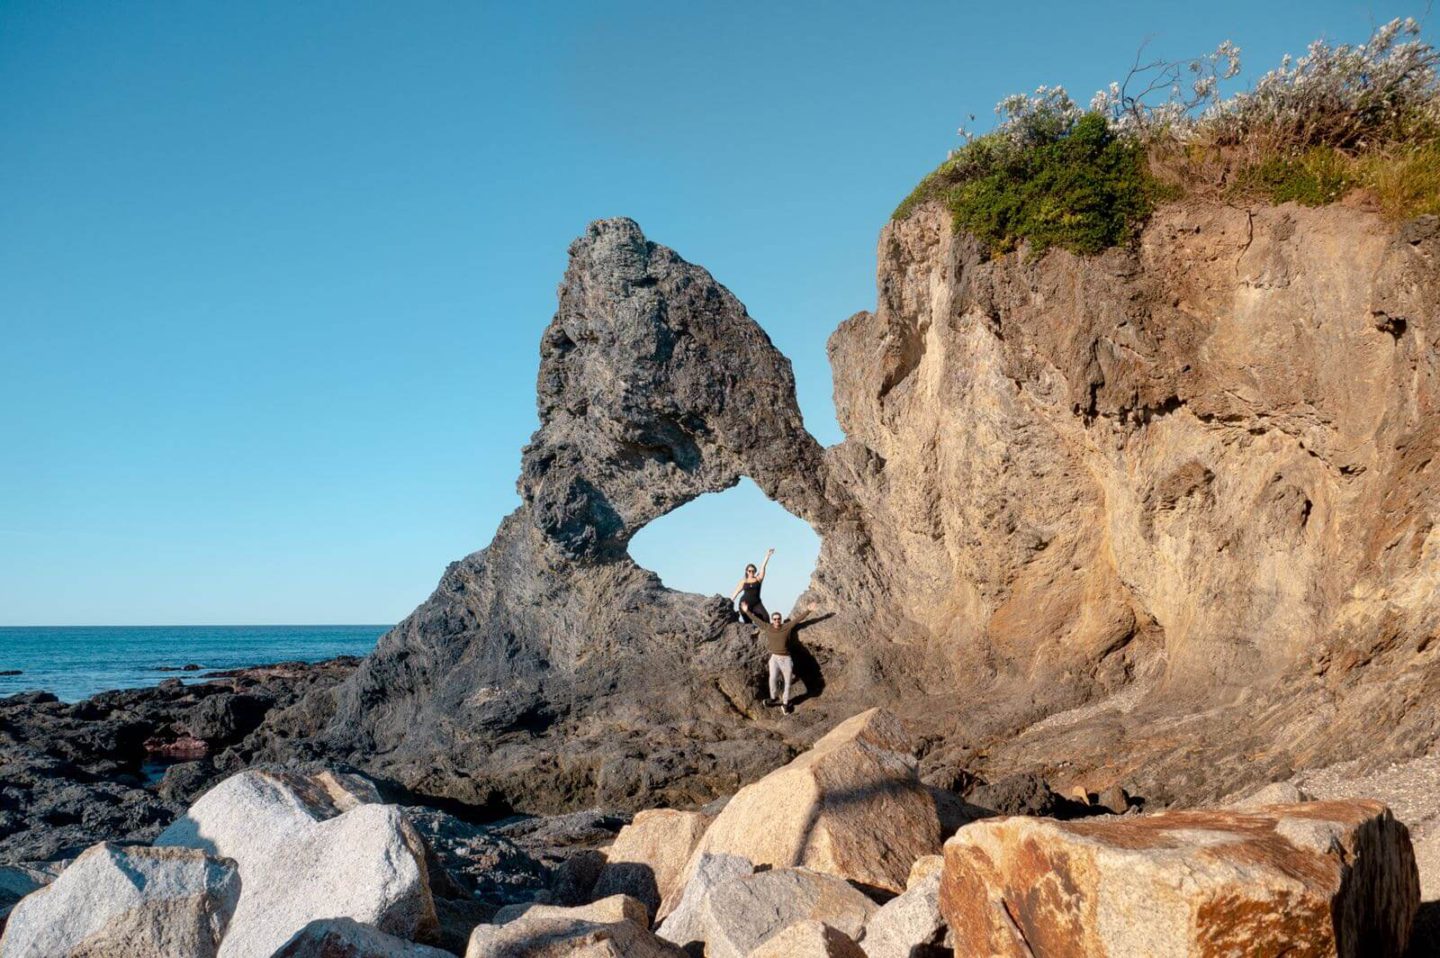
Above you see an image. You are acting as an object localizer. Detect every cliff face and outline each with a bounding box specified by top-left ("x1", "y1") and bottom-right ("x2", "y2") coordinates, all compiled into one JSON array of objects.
[
  {"x1": 307, "y1": 203, "x2": 1440, "y2": 812},
  {"x1": 822, "y1": 203, "x2": 1440, "y2": 801}
]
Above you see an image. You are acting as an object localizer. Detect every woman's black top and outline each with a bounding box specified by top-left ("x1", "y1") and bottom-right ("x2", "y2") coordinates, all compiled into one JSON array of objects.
[{"x1": 740, "y1": 578, "x2": 763, "y2": 608}]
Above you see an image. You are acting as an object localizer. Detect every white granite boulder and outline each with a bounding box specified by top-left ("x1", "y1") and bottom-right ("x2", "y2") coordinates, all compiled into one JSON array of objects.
[
  {"x1": 156, "y1": 769, "x2": 437, "y2": 958},
  {"x1": 655, "y1": 853, "x2": 755, "y2": 950},
  {"x1": 860, "y1": 868, "x2": 947, "y2": 958},
  {"x1": 661, "y1": 867, "x2": 876, "y2": 958},
  {"x1": 0, "y1": 842, "x2": 239, "y2": 958}
]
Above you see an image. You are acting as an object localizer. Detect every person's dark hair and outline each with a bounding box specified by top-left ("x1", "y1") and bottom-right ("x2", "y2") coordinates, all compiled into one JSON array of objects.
[{"x1": 745, "y1": 564, "x2": 757, "y2": 575}]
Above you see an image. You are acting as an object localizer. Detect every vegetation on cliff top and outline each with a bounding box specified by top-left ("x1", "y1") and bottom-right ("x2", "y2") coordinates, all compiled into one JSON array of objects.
[{"x1": 897, "y1": 18, "x2": 1440, "y2": 256}]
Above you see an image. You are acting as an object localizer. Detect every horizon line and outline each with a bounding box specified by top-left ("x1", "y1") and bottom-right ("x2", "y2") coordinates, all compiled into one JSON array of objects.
[{"x1": 0, "y1": 623, "x2": 395, "y2": 629}]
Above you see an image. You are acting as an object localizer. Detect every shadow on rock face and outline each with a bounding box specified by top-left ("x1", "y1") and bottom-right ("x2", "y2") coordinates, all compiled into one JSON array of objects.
[{"x1": 1405, "y1": 901, "x2": 1440, "y2": 958}]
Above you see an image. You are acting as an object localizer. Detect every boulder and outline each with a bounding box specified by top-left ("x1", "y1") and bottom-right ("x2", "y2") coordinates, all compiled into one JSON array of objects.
[
  {"x1": 743, "y1": 920, "x2": 864, "y2": 958},
  {"x1": 861, "y1": 869, "x2": 948, "y2": 958},
  {"x1": 675, "y1": 709, "x2": 939, "y2": 899},
  {"x1": 654, "y1": 853, "x2": 754, "y2": 950},
  {"x1": 660, "y1": 867, "x2": 876, "y2": 958},
  {"x1": 906, "y1": 854, "x2": 943, "y2": 888},
  {"x1": 271, "y1": 918, "x2": 453, "y2": 957},
  {"x1": 156, "y1": 770, "x2": 437, "y2": 958},
  {"x1": 1097, "y1": 784, "x2": 1130, "y2": 814},
  {"x1": 494, "y1": 894, "x2": 647, "y2": 927},
  {"x1": 1233, "y1": 781, "x2": 1314, "y2": 806},
  {"x1": 0, "y1": 864, "x2": 58, "y2": 936},
  {"x1": 464, "y1": 898, "x2": 684, "y2": 958},
  {"x1": 548, "y1": 849, "x2": 608, "y2": 907},
  {"x1": 594, "y1": 809, "x2": 713, "y2": 921},
  {"x1": 184, "y1": 692, "x2": 273, "y2": 745},
  {"x1": 941, "y1": 799, "x2": 1419, "y2": 957},
  {"x1": 0, "y1": 842, "x2": 239, "y2": 958},
  {"x1": 968, "y1": 773, "x2": 1066, "y2": 818}
]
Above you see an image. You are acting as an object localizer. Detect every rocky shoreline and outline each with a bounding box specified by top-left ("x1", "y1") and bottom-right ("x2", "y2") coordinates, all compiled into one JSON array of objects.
[
  {"x1": 1, "y1": 705, "x2": 1430, "y2": 956},
  {"x1": 0, "y1": 657, "x2": 362, "y2": 863}
]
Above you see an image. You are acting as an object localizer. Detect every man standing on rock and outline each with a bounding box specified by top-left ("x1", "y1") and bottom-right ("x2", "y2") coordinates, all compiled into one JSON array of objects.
[{"x1": 744, "y1": 608, "x2": 812, "y2": 714}]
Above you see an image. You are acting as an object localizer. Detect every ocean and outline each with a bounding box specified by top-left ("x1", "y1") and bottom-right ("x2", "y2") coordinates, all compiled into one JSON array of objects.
[{"x1": 0, "y1": 625, "x2": 388, "y2": 703}]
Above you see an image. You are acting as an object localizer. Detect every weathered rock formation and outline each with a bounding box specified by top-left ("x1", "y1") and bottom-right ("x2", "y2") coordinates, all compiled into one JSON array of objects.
[
  {"x1": 300, "y1": 201, "x2": 1439, "y2": 813},
  {"x1": 831, "y1": 204, "x2": 1440, "y2": 805},
  {"x1": 940, "y1": 799, "x2": 1420, "y2": 957},
  {"x1": 298, "y1": 217, "x2": 855, "y2": 813}
]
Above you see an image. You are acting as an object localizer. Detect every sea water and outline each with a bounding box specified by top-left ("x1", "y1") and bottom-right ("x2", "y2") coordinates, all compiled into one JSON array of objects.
[{"x1": 0, "y1": 625, "x2": 387, "y2": 702}]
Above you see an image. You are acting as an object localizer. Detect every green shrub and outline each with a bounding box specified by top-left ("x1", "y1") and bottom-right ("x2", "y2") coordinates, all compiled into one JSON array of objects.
[
  {"x1": 897, "y1": 113, "x2": 1165, "y2": 257},
  {"x1": 899, "y1": 20, "x2": 1440, "y2": 249}
]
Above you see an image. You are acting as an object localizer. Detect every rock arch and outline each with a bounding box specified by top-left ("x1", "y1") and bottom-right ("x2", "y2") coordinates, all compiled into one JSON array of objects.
[{"x1": 318, "y1": 219, "x2": 856, "y2": 811}]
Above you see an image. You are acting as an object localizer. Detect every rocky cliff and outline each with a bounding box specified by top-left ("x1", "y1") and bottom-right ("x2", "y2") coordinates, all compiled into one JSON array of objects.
[
  {"x1": 298, "y1": 201, "x2": 1440, "y2": 814},
  {"x1": 825, "y1": 202, "x2": 1440, "y2": 804}
]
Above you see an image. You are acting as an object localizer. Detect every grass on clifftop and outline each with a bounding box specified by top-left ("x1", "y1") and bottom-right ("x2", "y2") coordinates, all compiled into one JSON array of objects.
[{"x1": 898, "y1": 19, "x2": 1440, "y2": 255}]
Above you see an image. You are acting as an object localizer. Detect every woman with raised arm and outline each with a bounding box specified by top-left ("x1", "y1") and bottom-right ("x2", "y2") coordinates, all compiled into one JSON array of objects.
[{"x1": 731, "y1": 548, "x2": 774, "y2": 624}]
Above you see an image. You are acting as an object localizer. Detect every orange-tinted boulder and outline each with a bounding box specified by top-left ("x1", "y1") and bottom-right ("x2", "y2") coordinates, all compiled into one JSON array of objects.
[{"x1": 941, "y1": 800, "x2": 1418, "y2": 958}]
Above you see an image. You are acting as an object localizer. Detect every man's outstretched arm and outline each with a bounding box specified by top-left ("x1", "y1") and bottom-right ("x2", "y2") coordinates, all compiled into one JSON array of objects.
[{"x1": 744, "y1": 609, "x2": 770, "y2": 627}]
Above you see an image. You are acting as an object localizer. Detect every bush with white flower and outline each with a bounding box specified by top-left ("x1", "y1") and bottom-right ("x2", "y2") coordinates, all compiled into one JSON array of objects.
[{"x1": 897, "y1": 19, "x2": 1440, "y2": 253}]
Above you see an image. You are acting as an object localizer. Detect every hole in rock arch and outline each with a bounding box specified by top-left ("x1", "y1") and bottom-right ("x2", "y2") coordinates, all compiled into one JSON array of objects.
[{"x1": 627, "y1": 477, "x2": 820, "y2": 617}]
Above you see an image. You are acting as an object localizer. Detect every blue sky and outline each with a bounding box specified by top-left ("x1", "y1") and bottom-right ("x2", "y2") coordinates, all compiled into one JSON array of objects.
[{"x1": 1, "y1": 1, "x2": 1427, "y2": 625}]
